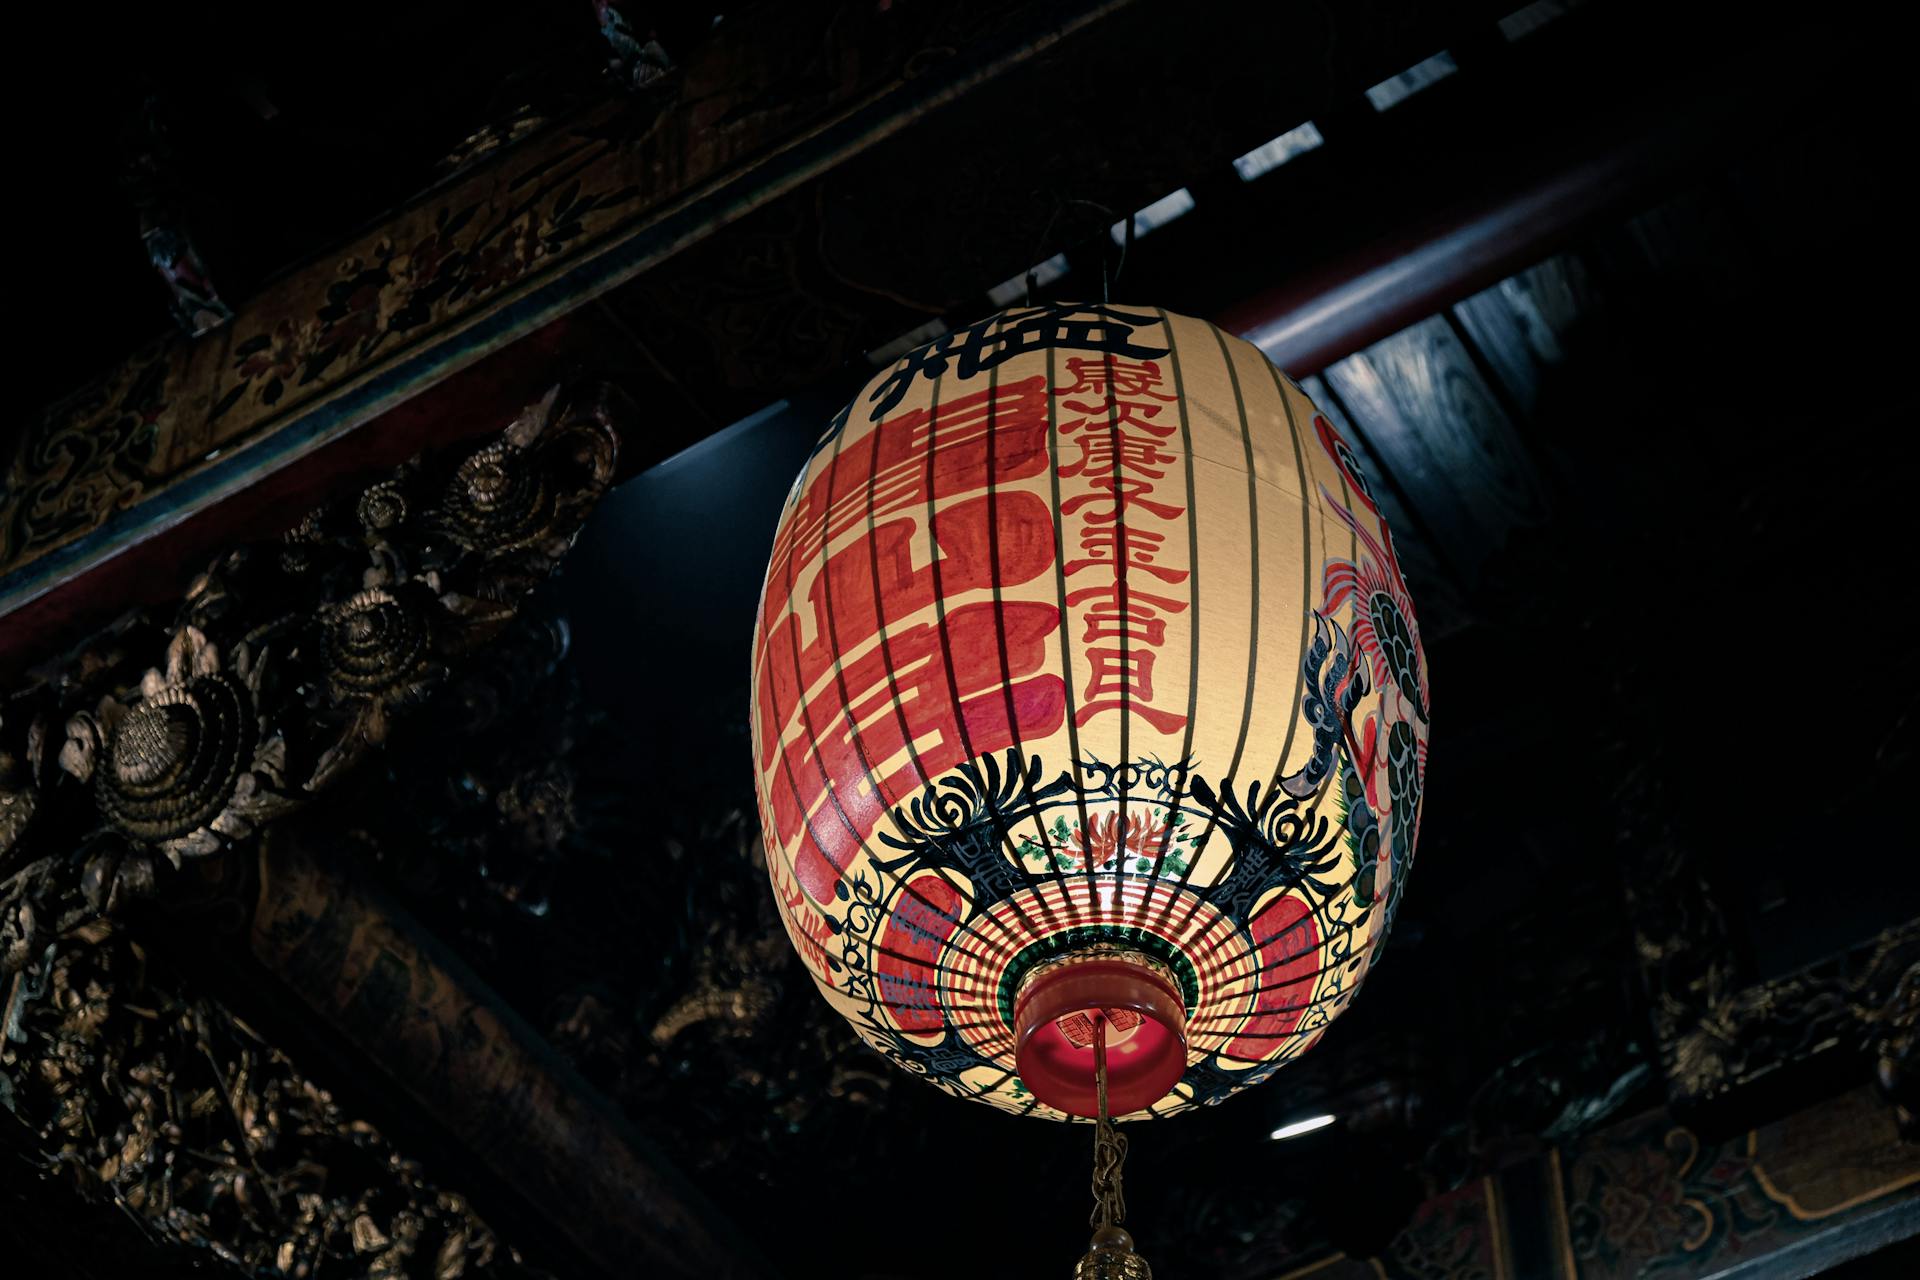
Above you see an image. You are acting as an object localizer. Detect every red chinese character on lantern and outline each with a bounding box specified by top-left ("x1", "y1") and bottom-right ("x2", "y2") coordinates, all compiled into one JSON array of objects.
[
  {"x1": 1058, "y1": 356, "x2": 1178, "y2": 403},
  {"x1": 1058, "y1": 397, "x2": 1178, "y2": 443},
  {"x1": 1079, "y1": 647, "x2": 1187, "y2": 732},
  {"x1": 1067, "y1": 582, "x2": 1188, "y2": 647},
  {"x1": 1057, "y1": 430, "x2": 1179, "y2": 482},
  {"x1": 1064, "y1": 525, "x2": 1190, "y2": 584}
]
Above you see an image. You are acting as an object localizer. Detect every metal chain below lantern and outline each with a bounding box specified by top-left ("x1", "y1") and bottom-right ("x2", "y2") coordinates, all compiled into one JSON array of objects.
[
  {"x1": 1078, "y1": 1014, "x2": 1153, "y2": 1278},
  {"x1": 749, "y1": 303, "x2": 1430, "y2": 1127}
]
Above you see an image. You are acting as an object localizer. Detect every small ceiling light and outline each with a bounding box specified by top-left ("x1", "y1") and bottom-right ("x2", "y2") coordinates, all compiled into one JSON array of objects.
[
  {"x1": 985, "y1": 252, "x2": 1071, "y2": 307},
  {"x1": 1270, "y1": 1114, "x2": 1337, "y2": 1141},
  {"x1": 1110, "y1": 188, "x2": 1195, "y2": 243},
  {"x1": 1231, "y1": 122, "x2": 1325, "y2": 181},
  {"x1": 1364, "y1": 50, "x2": 1458, "y2": 111},
  {"x1": 1500, "y1": 0, "x2": 1585, "y2": 42}
]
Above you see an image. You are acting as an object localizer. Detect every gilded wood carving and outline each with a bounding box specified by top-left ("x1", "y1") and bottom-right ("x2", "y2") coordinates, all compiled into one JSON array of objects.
[{"x1": 1, "y1": 383, "x2": 623, "y2": 1273}]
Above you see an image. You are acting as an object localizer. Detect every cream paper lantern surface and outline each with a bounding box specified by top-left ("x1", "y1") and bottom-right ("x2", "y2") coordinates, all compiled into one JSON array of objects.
[{"x1": 750, "y1": 304, "x2": 1429, "y2": 1119}]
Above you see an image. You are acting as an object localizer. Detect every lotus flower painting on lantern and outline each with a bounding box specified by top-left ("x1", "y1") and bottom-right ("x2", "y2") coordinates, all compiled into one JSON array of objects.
[{"x1": 750, "y1": 304, "x2": 1429, "y2": 1120}]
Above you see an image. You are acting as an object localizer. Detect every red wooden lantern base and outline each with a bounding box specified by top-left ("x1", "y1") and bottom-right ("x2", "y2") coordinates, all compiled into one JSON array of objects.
[{"x1": 1014, "y1": 950, "x2": 1188, "y2": 1118}]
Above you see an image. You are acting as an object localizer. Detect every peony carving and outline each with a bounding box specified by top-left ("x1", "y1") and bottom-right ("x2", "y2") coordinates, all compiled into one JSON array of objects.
[
  {"x1": 442, "y1": 438, "x2": 555, "y2": 552},
  {"x1": 3, "y1": 383, "x2": 621, "y2": 931},
  {"x1": 59, "y1": 626, "x2": 293, "y2": 863},
  {"x1": 308, "y1": 580, "x2": 449, "y2": 789},
  {"x1": 320, "y1": 584, "x2": 440, "y2": 703},
  {"x1": 356, "y1": 477, "x2": 410, "y2": 534},
  {"x1": 439, "y1": 386, "x2": 618, "y2": 561}
]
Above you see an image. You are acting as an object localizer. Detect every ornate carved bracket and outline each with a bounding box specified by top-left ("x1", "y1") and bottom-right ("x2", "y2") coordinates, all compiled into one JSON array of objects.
[
  {"x1": 1875, "y1": 962, "x2": 1920, "y2": 1138},
  {"x1": 1619, "y1": 765, "x2": 1920, "y2": 1112},
  {"x1": 1, "y1": 382, "x2": 624, "y2": 1274},
  {"x1": 1, "y1": 917, "x2": 553, "y2": 1277}
]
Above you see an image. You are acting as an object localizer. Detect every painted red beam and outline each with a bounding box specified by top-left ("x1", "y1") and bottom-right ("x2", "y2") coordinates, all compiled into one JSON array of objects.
[
  {"x1": 0, "y1": 0, "x2": 1142, "y2": 627},
  {"x1": 3, "y1": 3, "x2": 1867, "y2": 681},
  {"x1": 1215, "y1": 17, "x2": 1856, "y2": 374},
  {"x1": 0, "y1": 314, "x2": 647, "y2": 681}
]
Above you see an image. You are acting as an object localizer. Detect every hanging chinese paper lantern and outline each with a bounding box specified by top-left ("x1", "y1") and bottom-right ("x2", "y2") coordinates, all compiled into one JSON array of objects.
[{"x1": 750, "y1": 304, "x2": 1429, "y2": 1272}]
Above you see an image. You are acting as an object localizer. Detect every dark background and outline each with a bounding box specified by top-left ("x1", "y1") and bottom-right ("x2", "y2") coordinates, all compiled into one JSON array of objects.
[{"x1": 8, "y1": 0, "x2": 1920, "y2": 1276}]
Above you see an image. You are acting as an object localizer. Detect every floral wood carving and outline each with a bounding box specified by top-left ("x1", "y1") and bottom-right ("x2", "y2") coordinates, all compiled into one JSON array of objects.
[
  {"x1": 1873, "y1": 962, "x2": 1920, "y2": 1138},
  {"x1": 0, "y1": 383, "x2": 622, "y2": 1268},
  {"x1": 1, "y1": 0, "x2": 1056, "y2": 594},
  {"x1": 0, "y1": 920, "x2": 550, "y2": 1278},
  {"x1": 1619, "y1": 764, "x2": 1920, "y2": 1108},
  {"x1": 1665, "y1": 920, "x2": 1920, "y2": 1105},
  {"x1": 1, "y1": 381, "x2": 620, "y2": 950}
]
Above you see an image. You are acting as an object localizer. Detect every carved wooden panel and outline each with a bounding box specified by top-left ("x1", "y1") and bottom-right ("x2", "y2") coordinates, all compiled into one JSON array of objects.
[
  {"x1": 0, "y1": 0, "x2": 1059, "y2": 603},
  {"x1": 1267, "y1": 1087, "x2": 1920, "y2": 1280}
]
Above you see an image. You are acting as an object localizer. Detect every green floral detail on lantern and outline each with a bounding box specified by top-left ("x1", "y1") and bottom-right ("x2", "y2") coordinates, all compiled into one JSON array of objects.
[{"x1": 1013, "y1": 807, "x2": 1194, "y2": 877}]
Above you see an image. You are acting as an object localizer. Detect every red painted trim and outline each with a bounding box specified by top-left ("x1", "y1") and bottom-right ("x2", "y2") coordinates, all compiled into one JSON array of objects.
[
  {"x1": 0, "y1": 314, "x2": 591, "y2": 680},
  {"x1": 1015, "y1": 955, "x2": 1187, "y2": 1117}
]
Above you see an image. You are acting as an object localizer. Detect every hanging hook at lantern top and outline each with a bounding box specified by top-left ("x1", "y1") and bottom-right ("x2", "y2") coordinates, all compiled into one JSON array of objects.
[{"x1": 1022, "y1": 197, "x2": 1132, "y2": 307}]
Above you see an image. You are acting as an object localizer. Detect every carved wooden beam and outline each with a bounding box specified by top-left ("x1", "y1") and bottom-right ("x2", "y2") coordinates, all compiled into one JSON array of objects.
[
  {"x1": 252, "y1": 822, "x2": 763, "y2": 1278},
  {"x1": 1618, "y1": 764, "x2": 1920, "y2": 1114},
  {"x1": 1880, "y1": 966, "x2": 1920, "y2": 1138},
  {"x1": 1257, "y1": 1085, "x2": 1920, "y2": 1280},
  {"x1": 2, "y1": 917, "x2": 561, "y2": 1278},
  {"x1": 1, "y1": 380, "x2": 767, "y2": 1277},
  {"x1": 0, "y1": 0, "x2": 1140, "y2": 613},
  {"x1": 2, "y1": 0, "x2": 1530, "y2": 667}
]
